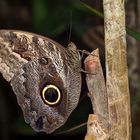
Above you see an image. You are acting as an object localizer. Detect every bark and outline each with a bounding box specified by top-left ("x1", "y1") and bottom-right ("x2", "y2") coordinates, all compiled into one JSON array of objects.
[{"x1": 85, "y1": 0, "x2": 131, "y2": 139}]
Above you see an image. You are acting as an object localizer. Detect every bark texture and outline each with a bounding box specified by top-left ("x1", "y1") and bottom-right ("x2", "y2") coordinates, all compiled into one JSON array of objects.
[{"x1": 85, "y1": 0, "x2": 131, "y2": 139}]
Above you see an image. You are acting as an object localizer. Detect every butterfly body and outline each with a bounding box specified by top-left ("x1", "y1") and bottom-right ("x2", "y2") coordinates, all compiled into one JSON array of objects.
[{"x1": 0, "y1": 30, "x2": 81, "y2": 133}]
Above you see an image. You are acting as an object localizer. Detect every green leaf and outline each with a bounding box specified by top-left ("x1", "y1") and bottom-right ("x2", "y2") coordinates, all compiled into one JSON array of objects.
[
  {"x1": 79, "y1": 2, "x2": 104, "y2": 18},
  {"x1": 126, "y1": 27, "x2": 140, "y2": 41}
]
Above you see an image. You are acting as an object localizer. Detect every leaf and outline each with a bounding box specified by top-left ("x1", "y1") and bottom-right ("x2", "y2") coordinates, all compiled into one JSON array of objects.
[
  {"x1": 126, "y1": 27, "x2": 140, "y2": 41},
  {"x1": 79, "y1": 2, "x2": 104, "y2": 18}
]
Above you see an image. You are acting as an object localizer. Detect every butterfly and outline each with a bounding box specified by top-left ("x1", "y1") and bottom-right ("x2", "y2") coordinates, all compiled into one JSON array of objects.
[{"x1": 0, "y1": 30, "x2": 81, "y2": 133}]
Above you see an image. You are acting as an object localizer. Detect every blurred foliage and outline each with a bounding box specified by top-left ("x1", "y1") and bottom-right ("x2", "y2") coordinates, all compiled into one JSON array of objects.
[
  {"x1": 33, "y1": 0, "x2": 71, "y2": 36},
  {"x1": 126, "y1": 27, "x2": 140, "y2": 41},
  {"x1": 32, "y1": 0, "x2": 100, "y2": 38},
  {"x1": 132, "y1": 95, "x2": 140, "y2": 105}
]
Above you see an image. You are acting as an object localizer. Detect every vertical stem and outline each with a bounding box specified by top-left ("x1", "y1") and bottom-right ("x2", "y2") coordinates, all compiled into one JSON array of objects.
[{"x1": 103, "y1": 0, "x2": 131, "y2": 139}]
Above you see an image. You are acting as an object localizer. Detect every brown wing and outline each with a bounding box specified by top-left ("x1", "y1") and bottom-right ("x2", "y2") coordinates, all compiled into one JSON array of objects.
[
  {"x1": 0, "y1": 30, "x2": 81, "y2": 133},
  {"x1": 0, "y1": 30, "x2": 67, "y2": 81}
]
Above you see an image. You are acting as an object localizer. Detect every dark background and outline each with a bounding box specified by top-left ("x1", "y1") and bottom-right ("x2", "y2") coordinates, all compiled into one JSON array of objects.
[{"x1": 0, "y1": 0, "x2": 140, "y2": 140}]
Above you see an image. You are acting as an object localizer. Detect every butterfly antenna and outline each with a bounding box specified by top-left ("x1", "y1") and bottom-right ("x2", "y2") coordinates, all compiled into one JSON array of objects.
[
  {"x1": 52, "y1": 11, "x2": 73, "y2": 83},
  {"x1": 68, "y1": 10, "x2": 73, "y2": 44}
]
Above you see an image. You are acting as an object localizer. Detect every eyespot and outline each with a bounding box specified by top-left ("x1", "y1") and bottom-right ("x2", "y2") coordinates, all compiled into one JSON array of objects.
[{"x1": 42, "y1": 85, "x2": 61, "y2": 106}]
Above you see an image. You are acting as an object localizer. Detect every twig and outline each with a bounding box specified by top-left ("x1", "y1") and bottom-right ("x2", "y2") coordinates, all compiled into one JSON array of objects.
[
  {"x1": 84, "y1": 49, "x2": 110, "y2": 140},
  {"x1": 84, "y1": 0, "x2": 131, "y2": 139},
  {"x1": 103, "y1": 0, "x2": 131, "y2": 139}
]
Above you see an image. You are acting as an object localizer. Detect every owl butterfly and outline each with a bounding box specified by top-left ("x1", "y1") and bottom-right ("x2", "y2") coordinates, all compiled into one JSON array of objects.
[{"x1": 0, "y1": 30, "x2": 81, "y2": 133}]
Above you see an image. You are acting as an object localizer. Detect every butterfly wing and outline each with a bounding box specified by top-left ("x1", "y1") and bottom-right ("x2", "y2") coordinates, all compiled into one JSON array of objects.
[
  {"x1": 0, "y1": 30, "x2": 81, "y2": 133},
  {"x1": 0, "y1": 30, "x2": 65, "y2": 81}
]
